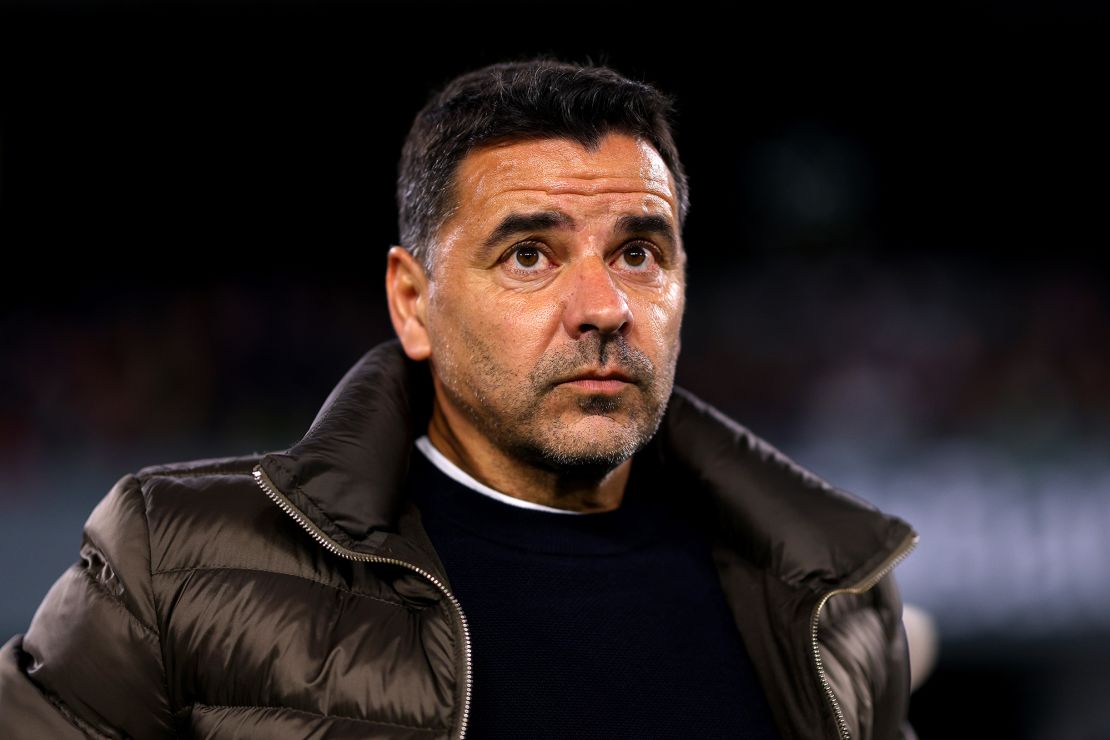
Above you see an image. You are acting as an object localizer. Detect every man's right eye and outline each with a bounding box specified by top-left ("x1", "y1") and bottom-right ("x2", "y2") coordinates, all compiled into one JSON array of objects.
[
  {"x1": 514, "y1": 246, "x2": 541, "y2": 268},
  {"x1": 505, "y1": 243, "x2": 551, "y2": 272}
]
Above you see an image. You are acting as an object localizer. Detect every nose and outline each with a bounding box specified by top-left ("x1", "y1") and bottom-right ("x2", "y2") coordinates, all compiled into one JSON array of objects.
[{"x1": 561, "y1": 255, "x2": 632, "y2": 339}]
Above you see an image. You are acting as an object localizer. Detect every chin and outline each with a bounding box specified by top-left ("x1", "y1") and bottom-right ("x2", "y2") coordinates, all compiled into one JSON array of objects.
[{"x1": 520, "y1": 417, "x2": 653, "y2": 475}]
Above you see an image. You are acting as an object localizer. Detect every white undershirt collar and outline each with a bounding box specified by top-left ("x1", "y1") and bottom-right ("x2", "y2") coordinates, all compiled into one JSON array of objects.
[{"x1": 414, "y1": 434, "x2": 588, "y2": 515}]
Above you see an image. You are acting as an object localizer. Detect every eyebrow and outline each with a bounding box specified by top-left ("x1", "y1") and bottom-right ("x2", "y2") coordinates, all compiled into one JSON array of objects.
[
  {"x1": 480, "y1": 210, "x2": 577, "y2": 255},
  {"x1": 613, "y1": 214, "x2": 677, "y2": 251},
  {"x1": 477, "y1": 209, "x2": 679, "y2": 261}
]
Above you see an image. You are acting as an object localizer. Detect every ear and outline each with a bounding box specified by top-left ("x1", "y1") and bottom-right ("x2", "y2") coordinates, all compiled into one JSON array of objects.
[{"x1": 385, "y1": 245, "x2": 432, "y2": 361}]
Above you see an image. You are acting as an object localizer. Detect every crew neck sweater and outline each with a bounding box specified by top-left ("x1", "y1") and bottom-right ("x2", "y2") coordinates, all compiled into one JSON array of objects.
[{"x1": 405, "y1": 436, "x2": 782, "y2": 740}]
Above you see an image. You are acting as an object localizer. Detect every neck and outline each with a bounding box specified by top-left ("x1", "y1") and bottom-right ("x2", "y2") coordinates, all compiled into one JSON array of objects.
[{"x1": 425, "y1": 394, "x2": 632, "y2": 514}]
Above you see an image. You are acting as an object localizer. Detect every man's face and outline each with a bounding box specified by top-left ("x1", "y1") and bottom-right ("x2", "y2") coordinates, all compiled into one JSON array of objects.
[{"x1": 422, "y1": 132, "x2": 686, "y2": 474}]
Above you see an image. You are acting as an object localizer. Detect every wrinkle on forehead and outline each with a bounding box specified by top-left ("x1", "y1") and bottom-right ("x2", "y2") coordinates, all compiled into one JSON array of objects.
[
  {"x1": 487, "y1": 187, "x2": 675, "y2": 215},
  {"x1": 456, "y1": 134, "x2": 678, "y2": 218}
]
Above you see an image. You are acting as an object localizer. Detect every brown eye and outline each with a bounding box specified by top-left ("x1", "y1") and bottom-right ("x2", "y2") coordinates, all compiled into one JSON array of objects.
[
  {"x1": 514, "y1": 246, "x2": 541, "y2": 268},
  {"x1": 623, "y1": 245, "x2": 648, "y2": 267}
]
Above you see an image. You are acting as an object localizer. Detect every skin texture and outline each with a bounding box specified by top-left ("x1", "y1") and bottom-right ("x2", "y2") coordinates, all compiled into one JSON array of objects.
[{"x1": 386, "y1": 132, "x2": 686, "y2": 512}]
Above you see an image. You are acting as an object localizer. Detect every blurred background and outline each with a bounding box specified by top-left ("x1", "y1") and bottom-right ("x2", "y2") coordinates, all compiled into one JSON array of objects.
[{"x1": 2, "y1": 1, "x2": 1109, "y2": 737}]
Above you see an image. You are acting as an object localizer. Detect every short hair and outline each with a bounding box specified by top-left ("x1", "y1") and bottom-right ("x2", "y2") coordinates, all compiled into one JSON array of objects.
[{"x1": 396, "y1": 57, "x2": 690, "y2": 276}]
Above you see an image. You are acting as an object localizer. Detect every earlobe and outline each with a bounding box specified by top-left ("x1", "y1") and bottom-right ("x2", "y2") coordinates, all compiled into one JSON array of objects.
[{"x1": 385, "y1": 246, "x2": 432, "y2": 361}]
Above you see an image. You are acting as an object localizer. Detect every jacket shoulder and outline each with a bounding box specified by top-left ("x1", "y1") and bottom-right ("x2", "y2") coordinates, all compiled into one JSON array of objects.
[
  {"x1": 125, "y1": 451, "x2": 323, "y2": 576},
  {"x1": 2, "y1": 471, "x2": 179, "y2": 738},
  {"x1": 135, "y1": 452, "x2": 263, "y2": 480},
  {"x1": 663, "y1": 385, "x2": 917, "y2": 591}
]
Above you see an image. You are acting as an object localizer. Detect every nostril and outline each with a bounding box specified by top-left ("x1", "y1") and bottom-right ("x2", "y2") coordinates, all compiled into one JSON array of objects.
[{"x1": 578, "y1": 318, "x2": 630, "y2": 336}]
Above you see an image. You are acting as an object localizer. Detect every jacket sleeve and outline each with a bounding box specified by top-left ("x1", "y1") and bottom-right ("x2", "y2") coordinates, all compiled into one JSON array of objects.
[
  {"x1": 0, "y1": 473, "x2": 176, "y2": 738},
  {"x1": 870, "y1": 570, "x2": 917, "y2": 740},
  {"x1": 817, "y1": 564, "x2": 918, "y2": 740}
]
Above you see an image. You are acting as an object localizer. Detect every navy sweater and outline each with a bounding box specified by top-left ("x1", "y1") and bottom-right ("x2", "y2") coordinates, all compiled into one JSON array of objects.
[{"x1": 405, "y1": 437, "x2": 781, "y2": 740}]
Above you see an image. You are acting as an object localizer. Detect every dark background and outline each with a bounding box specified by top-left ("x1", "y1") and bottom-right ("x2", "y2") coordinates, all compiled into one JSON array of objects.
[{"x1": 3, "y1": 2, "x2": 1110, "y2": 737}]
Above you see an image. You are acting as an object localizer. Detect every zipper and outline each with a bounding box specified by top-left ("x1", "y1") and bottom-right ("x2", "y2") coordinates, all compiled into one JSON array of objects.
[
  {"x1": 809, "y1": 530, "x2": 918, "y2": 740},
  {"x1": 252, "y1": 463, "x2": 473, "y2": 740}
]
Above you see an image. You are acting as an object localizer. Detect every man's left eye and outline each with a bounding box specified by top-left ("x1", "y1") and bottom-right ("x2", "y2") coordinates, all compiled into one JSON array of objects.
[{"x1": 619, "y1": 244, "x2": 654, "y2": 269}]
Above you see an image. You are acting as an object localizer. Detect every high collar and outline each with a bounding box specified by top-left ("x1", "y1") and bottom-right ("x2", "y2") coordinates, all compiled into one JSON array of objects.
[{"x1": 258, "y1": 338, "x2": 916, "y2": 594}]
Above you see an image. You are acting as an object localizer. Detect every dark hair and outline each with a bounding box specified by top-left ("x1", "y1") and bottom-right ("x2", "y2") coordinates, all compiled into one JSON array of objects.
[{"x1": 396, "y1": 57, "x2": 690, "y2": 274}]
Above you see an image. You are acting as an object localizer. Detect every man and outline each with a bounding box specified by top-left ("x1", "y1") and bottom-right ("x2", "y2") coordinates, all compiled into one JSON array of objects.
[{"x1": 0, "y1": 59, "x2": 918, "y2": 739}]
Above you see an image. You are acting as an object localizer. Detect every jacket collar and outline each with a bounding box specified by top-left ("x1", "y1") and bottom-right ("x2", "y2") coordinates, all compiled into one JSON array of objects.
[{"x1": 258, "y1": 338, "x2": 916, "y2": 594}]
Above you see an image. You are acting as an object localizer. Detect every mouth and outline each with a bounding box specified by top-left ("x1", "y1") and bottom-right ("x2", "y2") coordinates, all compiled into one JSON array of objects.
[{"x1": 556, "y1": 369, "x2": 635, "y2": 394}]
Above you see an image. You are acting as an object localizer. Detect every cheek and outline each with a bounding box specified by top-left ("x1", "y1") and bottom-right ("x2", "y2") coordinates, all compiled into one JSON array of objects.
[
  {"x1": 484, "y1": 293, "x2": 563, "y2": 362},
  {"x1": 640, "y1": 283, "x2": 685, "y2": 348},
  {"x1": 433, "y1": 283, "x2": 563, "y2": 374}
]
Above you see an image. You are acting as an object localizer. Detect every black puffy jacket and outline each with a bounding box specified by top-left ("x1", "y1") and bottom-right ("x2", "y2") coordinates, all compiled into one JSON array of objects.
[{"x1": 0, "y1": 338, "x2": 918, "y2": 739}]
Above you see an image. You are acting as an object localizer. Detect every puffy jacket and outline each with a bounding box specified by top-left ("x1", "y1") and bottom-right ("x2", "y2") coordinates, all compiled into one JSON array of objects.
[{"x1": 0, "y1": 338, "x2": 919, "y2": 740}]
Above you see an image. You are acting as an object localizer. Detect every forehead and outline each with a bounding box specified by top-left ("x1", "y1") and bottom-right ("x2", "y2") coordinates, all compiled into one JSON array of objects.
[{"x1": 450, "y1": 133, "x2": 678, "y2": 223}]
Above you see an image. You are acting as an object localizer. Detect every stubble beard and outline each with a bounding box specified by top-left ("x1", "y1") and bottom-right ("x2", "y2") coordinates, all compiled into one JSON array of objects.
[{"x1": 431, "y1": 326, "x2": 678, "y2": 481}]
